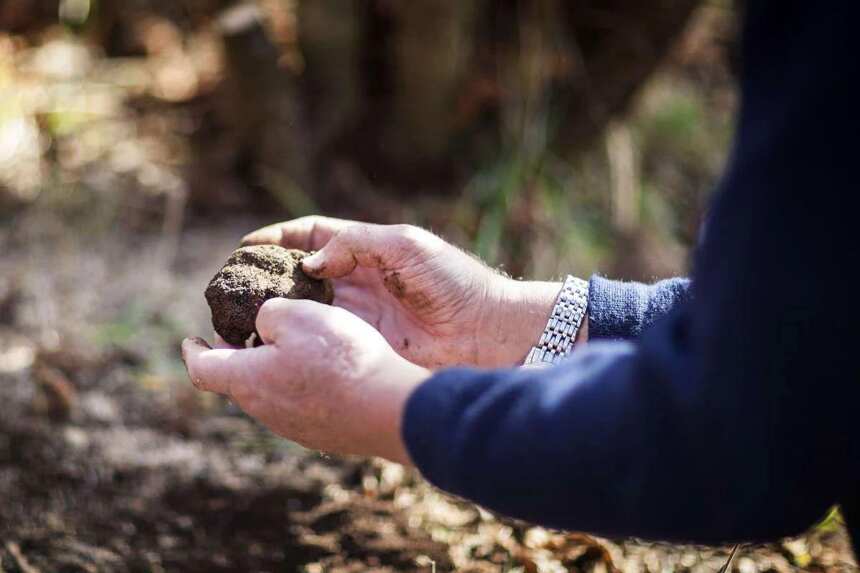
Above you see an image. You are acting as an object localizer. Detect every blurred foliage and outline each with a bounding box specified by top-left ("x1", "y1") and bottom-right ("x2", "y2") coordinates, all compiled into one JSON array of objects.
[
  {"x1": 1, "y1": 0, "x2": 736, "y2": 285},
  {"x1": 0, "y1": 6, "x2": 738, "y2": 472}
]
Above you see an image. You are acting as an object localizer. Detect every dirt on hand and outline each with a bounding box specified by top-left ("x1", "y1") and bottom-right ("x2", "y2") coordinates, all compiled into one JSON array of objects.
[{"x1": 205, "y1": 245, "x2": 334, "y2": 346}]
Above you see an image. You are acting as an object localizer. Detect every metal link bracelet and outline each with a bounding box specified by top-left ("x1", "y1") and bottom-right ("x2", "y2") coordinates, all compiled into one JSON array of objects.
[{"x1": 523, "y1": 276, "x2": 589, "y2": 366}]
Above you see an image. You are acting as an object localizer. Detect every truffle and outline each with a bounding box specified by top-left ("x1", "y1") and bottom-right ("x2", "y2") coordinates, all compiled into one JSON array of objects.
[{"x1": 205, "y1": 245, "x2": 334, "y2": 346}]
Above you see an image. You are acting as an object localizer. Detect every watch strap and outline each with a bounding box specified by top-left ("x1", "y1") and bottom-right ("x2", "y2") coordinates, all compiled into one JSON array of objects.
[{"x1": 523, "y1": 276, "x2": 589, "y2": 366}]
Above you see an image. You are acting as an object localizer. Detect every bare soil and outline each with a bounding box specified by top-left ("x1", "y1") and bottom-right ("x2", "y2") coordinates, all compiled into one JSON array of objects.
[{"x1": 0, "y1": 344, "x2": 452, "y2": 572}]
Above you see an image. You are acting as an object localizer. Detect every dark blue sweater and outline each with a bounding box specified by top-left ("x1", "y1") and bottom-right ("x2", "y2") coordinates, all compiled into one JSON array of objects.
[{"x1": 403, "y1": 0, "x2": 860, "y2": 548}]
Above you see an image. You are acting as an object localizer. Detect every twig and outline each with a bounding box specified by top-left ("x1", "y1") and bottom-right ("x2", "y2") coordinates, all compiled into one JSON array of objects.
[
  {"x1": 717, "y1": 543, "x2": 741, "y2": 573},
  {"x1": 605, "y1": 121, "x2": 639, "y2": 234},
  {"x1": 159, "y1": 184, "x2": 188, "y2": 265},
  {"x1": 416, "y1": 555, "x2": 436, "y2": 573},
  {"x1": 4, "y1": 542, "x2": 42, "y2": 573}
]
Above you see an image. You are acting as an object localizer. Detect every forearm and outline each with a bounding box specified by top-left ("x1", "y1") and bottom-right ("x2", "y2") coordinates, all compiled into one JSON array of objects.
[
  {"x1": 403, "y1": 0, "x2": 860, "y2": 541},
  {"x1": 407, "y1": 273, "x2": 830, "y2": 542},
  {"x1": 370, "y1": 358, "x2": 432, "y2": 466},
  {"x1": 476, "y1": 279, "x2": 567, "y2": 367},
  {"x1": 476, "y1": 274, "x2": 692, "y2": 367},
  {"x1": 404, "y1": 303, "x2": 851, "y2": 543}
]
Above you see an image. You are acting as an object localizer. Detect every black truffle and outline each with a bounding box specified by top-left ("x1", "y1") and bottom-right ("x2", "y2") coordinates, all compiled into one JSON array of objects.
[{"x1": 205, "y1": 245, "x2": 334, "y2": 346}]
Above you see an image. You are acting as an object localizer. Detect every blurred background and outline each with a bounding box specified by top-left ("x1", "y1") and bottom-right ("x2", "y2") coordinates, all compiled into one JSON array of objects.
[{"x1": 1, "y1": 1, "x2": 855, "y2": 572}]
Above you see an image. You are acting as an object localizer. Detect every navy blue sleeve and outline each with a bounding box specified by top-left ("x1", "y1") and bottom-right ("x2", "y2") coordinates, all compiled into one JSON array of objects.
[
  {"x1": 403, "y1": 0, "x2": 860, "y2": 544},
  {"x1": 588, "y1": 276, "x2": 691, "y2": 341}
]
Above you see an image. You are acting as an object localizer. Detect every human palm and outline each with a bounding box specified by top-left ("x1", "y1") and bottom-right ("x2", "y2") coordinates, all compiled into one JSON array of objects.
[{"x1": 242, "y1": 216, "x2": 502, "y2": 368}]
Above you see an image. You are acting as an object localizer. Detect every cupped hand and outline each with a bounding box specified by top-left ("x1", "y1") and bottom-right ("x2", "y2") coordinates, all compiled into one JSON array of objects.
[
  {"x1": 182, "y1": 298, "x2": 429, "y2": 463},
  {"x1": 242, "y1": 216, "x2": 561, "y2": 368}
]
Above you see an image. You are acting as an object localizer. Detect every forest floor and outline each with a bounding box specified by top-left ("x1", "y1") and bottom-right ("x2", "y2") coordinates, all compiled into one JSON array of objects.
[
  {"x1": 1, "y1": 216, "x2": 857, "y2": 573},
  {"x1": 2, "y1": 8, "x2": 859, "y2": 571}
]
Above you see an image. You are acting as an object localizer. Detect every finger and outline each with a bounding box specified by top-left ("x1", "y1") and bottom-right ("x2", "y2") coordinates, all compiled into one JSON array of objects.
[
  {"x1": 303, "y1": 223, "x2": 425, "y2": 279},
  {"x1": 182, "y1": 337, "x2": 267, "y2": 396},
  {"x1": 241, "y1": 216, "x2": 353, "y2": 251},
  {"x1": 280, "y1": 216, "x2": 352, "y2": 251},
  {"x1": 255, "y1": 297, "x2": 325, "y2": 345}
]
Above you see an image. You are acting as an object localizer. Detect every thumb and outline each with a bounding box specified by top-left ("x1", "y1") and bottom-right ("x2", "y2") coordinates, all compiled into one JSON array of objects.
[
  {"x1": 301, "y1": 250, "x2": 335, "y2": 278},
  {"x1": 182, "y1": 336, "x2": 245, "y2": 396},
  {"x1": 302, "y1": 224, "x2": 395, "y2": 279}
]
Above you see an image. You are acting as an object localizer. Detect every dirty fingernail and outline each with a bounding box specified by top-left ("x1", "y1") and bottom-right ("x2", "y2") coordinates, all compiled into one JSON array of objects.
[
  {"x1": 181, "y1": 337, "x2": 210, "y2": 361},
  {"x1": 303, "y1": 252, "x2": 324, "y2": 271},
  {"x1": 241, "y1": 227, "x2": 279, "y2": 246}
]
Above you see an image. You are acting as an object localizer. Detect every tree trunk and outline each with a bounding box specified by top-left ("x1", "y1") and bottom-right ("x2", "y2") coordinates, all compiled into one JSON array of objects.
[
  {"x1": 298, "y1": 0, "x2": 363, "y2": 154},
  {"x1": 218, "y1": 3, "x2": 307, "y2": 194},
  {"x1": 554, "y1": 0, "x2": 701, "y2": 154},
  {"x1": 380, "y1": 1, "x2": 480, "y2": 170}
]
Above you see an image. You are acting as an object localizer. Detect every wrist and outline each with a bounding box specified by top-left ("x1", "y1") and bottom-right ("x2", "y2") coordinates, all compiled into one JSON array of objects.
[
  {"x1": 374, "y1": 357, "x2": 431, "y2": 465},
  {"x1": 477, "y1": 277, "x2": 588, "y2": 367}
]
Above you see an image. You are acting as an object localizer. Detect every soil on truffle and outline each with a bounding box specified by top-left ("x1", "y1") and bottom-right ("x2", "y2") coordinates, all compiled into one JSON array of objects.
[{"x1": 205, "y1": 245, "x2": 334, "y2": 346}]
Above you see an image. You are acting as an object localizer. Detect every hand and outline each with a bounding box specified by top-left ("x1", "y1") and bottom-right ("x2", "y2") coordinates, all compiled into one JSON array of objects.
[
  {"x1": 243, "y1": 216, "x2": 572, "y2": 368},
  {"x1": 181, "y1": 298, "x2": 430, "y2": 463}
]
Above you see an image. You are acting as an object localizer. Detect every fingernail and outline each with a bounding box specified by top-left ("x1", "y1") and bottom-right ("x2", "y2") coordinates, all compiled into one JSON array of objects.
[
  {"x1": 190, "y1": 336, "x2": 212, "y2": 349},
  {"x1": 240, "y1": 232, "x2": 261, "y2": 246},
  {"x1": 181, "y1": 338, "x2": 210, "y2": 390},
  {"x1": 241, "y1": 227, "x2": 279, "y2": 246},
  {"x1": 181, "y1": 337, "x2": 209, "y2": 362},
  {"x1": 302, "y1": 252, "x2": 325, "y2": 272}
]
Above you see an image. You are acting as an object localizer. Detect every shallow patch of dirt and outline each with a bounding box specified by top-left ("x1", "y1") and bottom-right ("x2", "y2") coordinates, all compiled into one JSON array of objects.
[{"x1": 0, "y1": 363, "x2": 452, "y2": 573}]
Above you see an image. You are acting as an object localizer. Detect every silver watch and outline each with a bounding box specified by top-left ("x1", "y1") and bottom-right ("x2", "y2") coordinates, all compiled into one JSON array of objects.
[{"x1": 523, "y1": 276, "x2": 589, "y2": 366}]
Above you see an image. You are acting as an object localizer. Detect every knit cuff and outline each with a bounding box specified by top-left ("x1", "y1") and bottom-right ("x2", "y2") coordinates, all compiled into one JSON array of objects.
[{"x1": 587, "y1": 275, "x2": 691, "y2": 341}]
